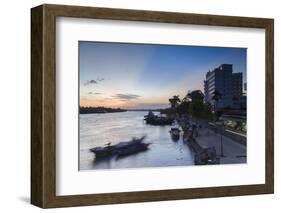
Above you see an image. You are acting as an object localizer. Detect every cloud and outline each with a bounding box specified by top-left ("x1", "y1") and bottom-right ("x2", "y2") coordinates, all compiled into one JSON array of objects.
[
  {"x1": 112, "y1": 93, "x2": 141, "y2": 101},
  {"x1": 97, "y1": 78, "x2": 104, "y2": 82},
  {"x1": 84, "y1": 80, "x2": 97, "y2": 86},
  {"x1": 84, "y1": 78, "x2": 105, "y2": 86},
  {"x1": 88, "y1": 92, "x2": 102, "y2": 95}
]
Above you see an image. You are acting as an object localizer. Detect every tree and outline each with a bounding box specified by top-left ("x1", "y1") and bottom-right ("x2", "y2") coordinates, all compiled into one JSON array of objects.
[
  {"x1": 169, "y1": 95, "x2": 181, "y2": 108},
  {"x1": 203, "y1": 102, "x2": 214, "y2": 120},
  {"x1": 212, "y1": 90, "x2": 222, "y2": 111},
  {"x1": 188, "y1": 101, "x2": 213, "y2": 120},
  {"x1": 187, "y1": 90, "x2": 204, "y2": 102},
  {"x1": 176, "y1": 100, "x2": 190, "y2": 115},
  {"x1": 188, "y1": 100, "x2": 204, "y2": 118}
]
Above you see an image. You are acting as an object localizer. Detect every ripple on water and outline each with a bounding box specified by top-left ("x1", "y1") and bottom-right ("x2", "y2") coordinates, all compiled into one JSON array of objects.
[{"x1": 79, "y1": 111, "x2": 194, "y2": 170}]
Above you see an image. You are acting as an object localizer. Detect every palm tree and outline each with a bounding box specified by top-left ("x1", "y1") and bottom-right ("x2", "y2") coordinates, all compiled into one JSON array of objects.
[
  {"x1": 169, "y1": 95, "x2": 181, "y2": 108},
  {"x1": 212, "y1": 90, "x2": 222, "y2": 111}
]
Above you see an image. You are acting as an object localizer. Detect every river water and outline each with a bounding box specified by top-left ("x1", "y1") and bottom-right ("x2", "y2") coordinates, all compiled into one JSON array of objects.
[{"x1": 79, "y1": 111, "x2": 194, "y2": 170}]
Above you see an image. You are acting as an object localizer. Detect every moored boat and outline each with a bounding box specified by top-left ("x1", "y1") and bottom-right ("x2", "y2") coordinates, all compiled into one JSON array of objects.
[
  {"x1": 90, "y1": 136, "x2": 149, "y2": 158},
  {"x1": 117, "y1": 142, "x2": 150, "y2": 157},
  {"x1": 144, "y1": 112, "x2": 174, "y2": 126},
  {"x1": 169, "y1": 122, "x2": 181, "y2": 137}
]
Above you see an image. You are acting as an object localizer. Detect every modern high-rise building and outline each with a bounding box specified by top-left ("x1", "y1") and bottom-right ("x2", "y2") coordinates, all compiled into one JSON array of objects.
[
  {"x1": 232, "y1": 73, "x2": 243, "y2": 98},
  {"x1": 204, "y1": 64, "x2": 243, "y2": 109}
]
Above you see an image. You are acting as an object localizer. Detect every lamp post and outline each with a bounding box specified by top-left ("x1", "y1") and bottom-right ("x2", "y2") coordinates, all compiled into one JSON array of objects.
[
  {"x1": 216, "y1": 121, "x2": 224, "y2": 157},
  {"x1": 220, "y1": 126, "x2": 224, "y2": 157}
]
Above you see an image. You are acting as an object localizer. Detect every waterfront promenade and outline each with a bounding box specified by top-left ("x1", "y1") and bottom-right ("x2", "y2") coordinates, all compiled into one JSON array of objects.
[{"x1": 195, "y1": 127, "x2": 246, "y2": 164}]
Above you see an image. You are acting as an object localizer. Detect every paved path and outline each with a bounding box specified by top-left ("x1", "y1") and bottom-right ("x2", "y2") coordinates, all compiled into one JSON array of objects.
[{"x1": 196, "y1": 128, "x2": 247, "y2": 164}]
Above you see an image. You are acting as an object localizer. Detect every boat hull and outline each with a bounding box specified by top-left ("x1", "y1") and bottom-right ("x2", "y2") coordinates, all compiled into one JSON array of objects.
[{"x1": 90, "y1": 137, "x2": 149, "y2": 159}]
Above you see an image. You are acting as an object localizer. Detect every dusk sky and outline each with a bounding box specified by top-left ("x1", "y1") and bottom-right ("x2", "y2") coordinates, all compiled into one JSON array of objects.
[{"x1": 79, "y1": 41, "x2": 246, "y2": 109}]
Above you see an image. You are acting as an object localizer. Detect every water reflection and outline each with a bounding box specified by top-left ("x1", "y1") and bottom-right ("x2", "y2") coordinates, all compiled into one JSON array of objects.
[
  {"x1": 171, "y1": 134, "x2": 180, "y2": 142},
  {"x1": 79, "y1": 111, "x2": 194, "y2": 170}
]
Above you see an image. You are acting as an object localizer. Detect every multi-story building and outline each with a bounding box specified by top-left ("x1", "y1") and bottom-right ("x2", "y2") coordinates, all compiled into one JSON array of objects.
[
  {"x1": 232, "y1": 73, "x2": 243, "y2": 98},
  {"x1": 204, "y1": 64, "x2": 243, "y2": 109}
]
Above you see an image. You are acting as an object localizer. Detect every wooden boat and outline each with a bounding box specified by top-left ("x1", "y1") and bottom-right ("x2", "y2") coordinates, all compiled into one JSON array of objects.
[
  {"x1": 147, "y1": 118, "x2": 173, "y2": 125},
  {"x1": 169, "y1": 123, "x2": 181, "y2": 141},
  {"x1": 144, "y1": 112, "x2": 174, "y2": 125},
  {"x1": 117, "y1": 142, "x2": 150, "y2": 157},
  {"x1": 170, "y1": 122, "x2": 180, "y2": 135},
  {"x1": 90, "y1": 136, "x2": 149, "y2": 158}
]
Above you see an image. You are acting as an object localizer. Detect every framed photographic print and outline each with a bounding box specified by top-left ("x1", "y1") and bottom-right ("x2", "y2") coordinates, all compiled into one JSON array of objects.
[{"x1": 31, "y1": 4, "x2": 274, "y2": 208}]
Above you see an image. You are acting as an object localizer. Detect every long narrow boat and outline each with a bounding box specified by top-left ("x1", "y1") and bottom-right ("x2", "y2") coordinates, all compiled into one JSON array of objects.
[{"x1": 90, "y1": 136, "x2": 149, "y2": 158}]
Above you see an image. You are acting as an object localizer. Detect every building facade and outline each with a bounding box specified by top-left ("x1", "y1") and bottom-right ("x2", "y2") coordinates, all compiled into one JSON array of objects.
[
  {"x1": 232, "y1": 73, "x2": 243, "y2": 98},
  {"x1": 204, "y1": 64, "x2": 243, "y2": 109}
]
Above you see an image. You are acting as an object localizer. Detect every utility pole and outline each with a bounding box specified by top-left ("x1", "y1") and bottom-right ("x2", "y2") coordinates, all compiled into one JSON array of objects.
[
  {"x1": 220, "y1": 124, "x2": 224, "y2": 157},
  {"x1": 215, "y1": 121, "x2": 224, "y2": 157}
]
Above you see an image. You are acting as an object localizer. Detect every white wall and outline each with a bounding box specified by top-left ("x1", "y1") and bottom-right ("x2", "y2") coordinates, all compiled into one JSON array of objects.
[{"x1": 0, "y1": 0, "x2": 279, "y2": 212}]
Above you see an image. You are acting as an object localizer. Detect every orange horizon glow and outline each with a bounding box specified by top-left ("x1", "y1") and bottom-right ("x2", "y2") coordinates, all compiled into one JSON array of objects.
[
  {"x1": 79, "y1": 42, "x2": 246, "y2": 110},
  {"x1": 80, "y1": 97, "x2": 170, "y2": 109}
]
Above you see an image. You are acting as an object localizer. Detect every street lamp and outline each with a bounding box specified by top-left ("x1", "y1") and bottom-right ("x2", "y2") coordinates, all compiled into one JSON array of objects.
[{"x1": 216, "y1": 121, "x2": 225, "y2": 157}]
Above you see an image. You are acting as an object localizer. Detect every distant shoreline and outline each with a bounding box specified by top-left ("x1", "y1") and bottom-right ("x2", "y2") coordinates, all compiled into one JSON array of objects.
[
  {"x1": 80, "y1": 107, "x2": 127, "y2": 114},
  {"x1": 80, "y1": 111, "x2": 126, "y2": 114},
  {"x1": 80, "y1": 107, "x2": 164, "y2": 114}
]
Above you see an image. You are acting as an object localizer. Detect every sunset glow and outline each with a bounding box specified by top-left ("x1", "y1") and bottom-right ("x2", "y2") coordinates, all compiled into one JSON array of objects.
[{"x1": 79, "y1": 42, "x2": 246, "y2": 109}]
